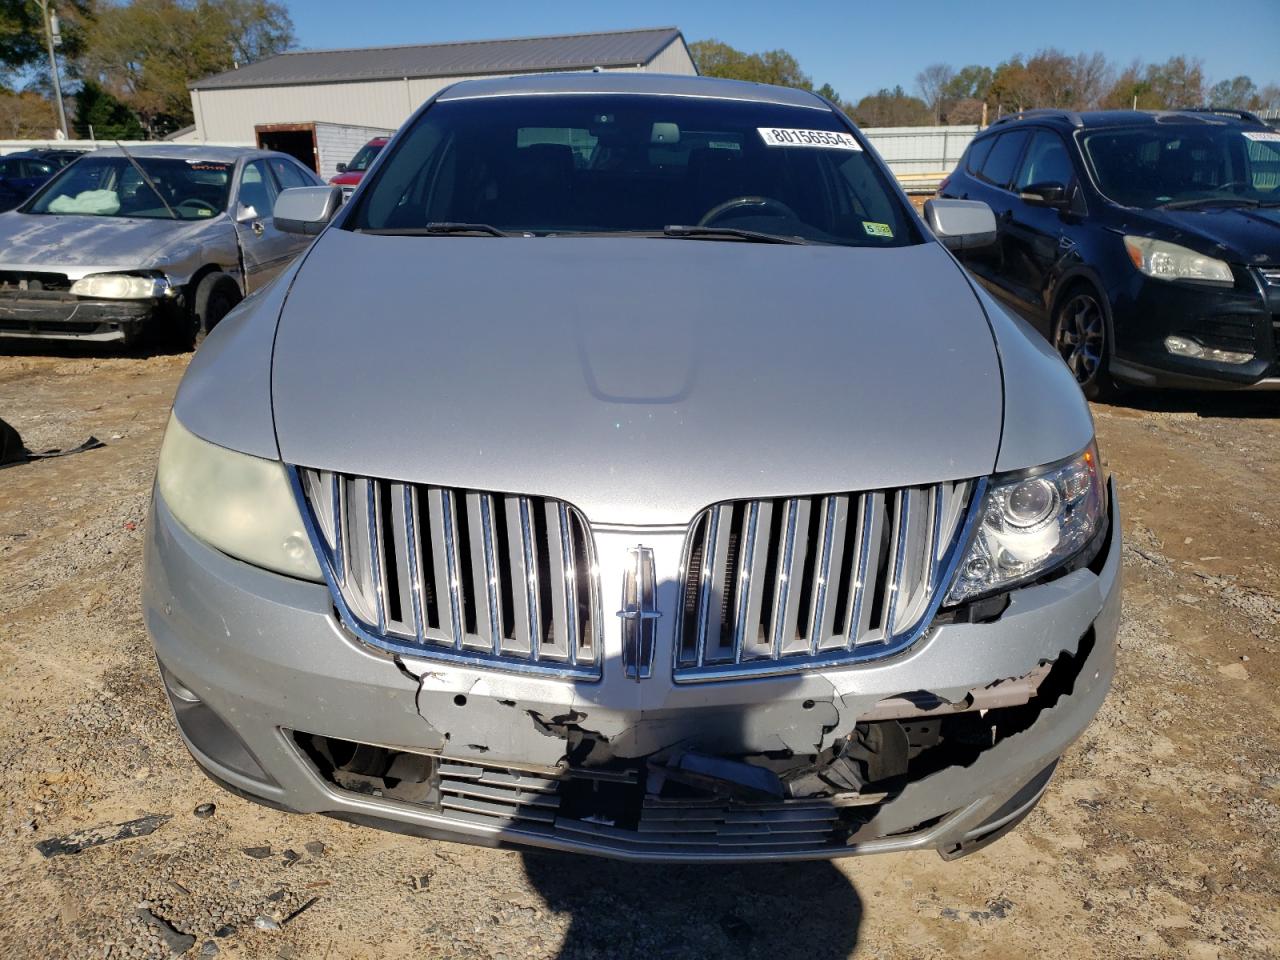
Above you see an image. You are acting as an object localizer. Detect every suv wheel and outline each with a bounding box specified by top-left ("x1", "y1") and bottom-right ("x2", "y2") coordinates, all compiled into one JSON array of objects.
[{"x1": 1053, "y1": 288, "x2": 1113, "y2": 400}]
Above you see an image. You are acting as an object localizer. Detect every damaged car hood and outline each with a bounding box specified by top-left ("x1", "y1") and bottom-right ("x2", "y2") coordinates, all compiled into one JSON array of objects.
[
  {"x1": 0, "y1": 211, "x2": 229, "y2": 270},
  {"x1": 272, "y1": 230, "x2": 1004, "y2": 525}
]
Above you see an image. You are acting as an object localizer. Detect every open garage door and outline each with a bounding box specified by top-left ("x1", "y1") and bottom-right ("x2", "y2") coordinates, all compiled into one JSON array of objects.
[{"x1": 255, "y1": 123, "x2": 318, "y2": 173}]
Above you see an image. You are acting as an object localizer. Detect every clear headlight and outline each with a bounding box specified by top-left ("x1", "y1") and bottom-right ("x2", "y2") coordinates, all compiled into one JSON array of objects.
[
  {"x1": 946, "y1": 442, "x2": 1105, "y2": 604},
  {"x1": 155, "y1": 414, "x2": 322, "y2": 581},
  {"x1": 70, "y1": 273, "x2": 170, "y2": 299},
  {"x1": 1123, "y1": 236, "x2": 1232, "y2": 284}
]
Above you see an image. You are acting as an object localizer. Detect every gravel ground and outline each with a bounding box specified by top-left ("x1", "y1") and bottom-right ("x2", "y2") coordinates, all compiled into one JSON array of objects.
[{"x1": 1, "y1": 345, "x2": 1278, "y2": 960}]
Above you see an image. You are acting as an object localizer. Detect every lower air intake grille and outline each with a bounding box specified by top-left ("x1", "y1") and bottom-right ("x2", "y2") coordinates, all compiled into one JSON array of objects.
[
  {"x1": 675, "y1": 482, "x2": 977, "y2": 680},
  {"x1": 296, "y1": 469, "x2": 601, "y2": 678}
]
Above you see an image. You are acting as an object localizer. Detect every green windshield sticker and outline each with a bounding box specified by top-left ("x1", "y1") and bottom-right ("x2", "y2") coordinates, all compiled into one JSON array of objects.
[{"x1": 862, "y1": 221, "x2": 893, "y2": 238}]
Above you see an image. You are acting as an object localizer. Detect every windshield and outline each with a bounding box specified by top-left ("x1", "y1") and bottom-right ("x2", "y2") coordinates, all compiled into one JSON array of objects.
[
  {"x1": 347, "y1": 95, "x2": 919, "y2": 246},
  {"x1": 347, "y1": 142, "x2": 384, "y2": 172},
  {"x1": 1083, "y1": 126, "x2": 1280, "y2": 208},
  {"x1": 27, "y1": 155, "x2": 233, "y2": 219}
]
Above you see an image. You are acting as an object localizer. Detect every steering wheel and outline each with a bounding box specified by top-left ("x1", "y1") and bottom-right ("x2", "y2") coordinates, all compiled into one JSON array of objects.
[
  {"x1": 698, "y1": 195, "x2": 799, "y2": 226},
  {"x1": 176, "y1": 198, "x2": 217, "y2": 217}
]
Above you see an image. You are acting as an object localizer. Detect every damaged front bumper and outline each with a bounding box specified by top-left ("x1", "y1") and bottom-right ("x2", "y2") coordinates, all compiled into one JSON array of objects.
[
  {"x1": 143, "y1": 484, "x2": 1121, "y2": 862},
  {"x1": 0, "y1": 290, "x2": 163, "y2": 343}
]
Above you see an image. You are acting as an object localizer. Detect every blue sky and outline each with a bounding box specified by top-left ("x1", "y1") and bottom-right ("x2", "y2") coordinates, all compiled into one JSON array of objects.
[{"x1": 289, "y1": 0, "x2": 1279, "y2": 102}]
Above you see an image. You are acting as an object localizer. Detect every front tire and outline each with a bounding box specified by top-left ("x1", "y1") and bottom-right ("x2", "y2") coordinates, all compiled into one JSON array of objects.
[
  {"x1": 180, "y1": 272, "x2": 242, "y2": 351},
  {"x1": 1052, "y1": 287, "x2": 1115, "y2": 401}
]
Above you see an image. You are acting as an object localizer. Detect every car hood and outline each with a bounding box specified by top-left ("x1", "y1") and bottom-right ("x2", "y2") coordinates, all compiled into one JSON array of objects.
[
  {"x1": 0, "y1": 212, "x2": 226, "y2": 270},
  {"x1": 272, "y1": 231, "x2": 1004, "y2": 525},
  {"x1": 329, "y1": 172, "x2": 364, "y2": 185},
  {"x1": 1128, "y1": 205, "x2": 1280, "y2": 266}
]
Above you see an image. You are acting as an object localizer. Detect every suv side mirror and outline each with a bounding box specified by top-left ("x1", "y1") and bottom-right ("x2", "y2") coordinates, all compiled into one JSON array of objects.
[
  {"x1": 274, "y1": 185, "x2": 343, "y2": 236},
  {"x1": 1019, "y1": 181, "x2": 1070, "y2": 209},
  {"x1": 335, "y1": 162, "x2": 347, "y2": 173},
  {"x1": 923, "y1": 198, "x2": 997, "y2": 251}
]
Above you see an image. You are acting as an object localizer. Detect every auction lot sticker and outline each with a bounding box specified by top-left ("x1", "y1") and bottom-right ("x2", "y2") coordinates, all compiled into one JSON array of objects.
[
  {"x1": 1243, "y1": 131, "x2": 1280, "y2": 142},
  {"x1": 758, "y1": 127, "x2": 861, "y2": 150}
]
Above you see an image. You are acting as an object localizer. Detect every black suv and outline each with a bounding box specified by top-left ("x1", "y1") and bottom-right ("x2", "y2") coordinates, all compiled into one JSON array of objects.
[{"x1": 939, "y1": 109, "x2": 1280, "y2": 396}]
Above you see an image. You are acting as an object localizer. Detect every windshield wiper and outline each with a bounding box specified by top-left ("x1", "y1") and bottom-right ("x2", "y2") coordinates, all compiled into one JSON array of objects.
[
  {"x1": 1157, "y1": 197, "x2": 1260, "y2": 210},
  {"x1": 662, "y1": 225, "x2": 809, "y2": 244},
  {"x1": 359, "y1": 222, "x2": 512, "y2": 237},
  {"x1": 115, "y1": 141, "x2": 177, "y2": 220}
]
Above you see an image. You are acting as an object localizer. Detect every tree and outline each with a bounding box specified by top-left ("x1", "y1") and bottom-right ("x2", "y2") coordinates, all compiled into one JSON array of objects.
[
  {"x1": 849, "y1": 86, "x2": 932, "y2": 127},
  {"x1": 0, "y1": 86, "x2": 56, "y2": 136},
  {"x1": 941, "y1": 65, "x2": 994, "y2": 102},
  {"x1": 0, "y1": 0, "x2": 92, "y2": 77},
  {"x1": 1207, "y1": 75, "x2": 1257, "y2": 109},
  {"x1": 82, "y1": 0, "x2": 295, "y2": 137},
  {"x1": 74, "y1": 78, "x2": 145, "y2": 139},
  {"x1": 1256, "y1": 84, "x2": 1280, "y2": 112},
  {"x1": 915, "y1": 62, "x2": 955, "y2": 122},
  {"x1": 1102, "y1": 56, "x2": 1205, "y2": 109},
  {"x1": 688, "y1": 39, "x2": 812, "y2": 90}
]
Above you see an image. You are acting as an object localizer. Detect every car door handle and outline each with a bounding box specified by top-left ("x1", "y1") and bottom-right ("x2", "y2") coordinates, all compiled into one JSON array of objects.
[{"x1": 251, "y1": 221, "x2": 265, "y2": 237}]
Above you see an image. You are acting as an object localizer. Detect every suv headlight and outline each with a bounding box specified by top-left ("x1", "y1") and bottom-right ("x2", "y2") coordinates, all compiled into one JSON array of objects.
[
  {"x1": 155, "y1": 414, "x2": 322, "y2": 581},
  {"x1": 946, "y1": 442, "x2": 1105, "y2": 604},
  {"x1": 1123, "y1": 236, "x2": 1232, "y2": 284},
  {"x1": 70, "y1": 273, "x2": 171, "y2": 299}
]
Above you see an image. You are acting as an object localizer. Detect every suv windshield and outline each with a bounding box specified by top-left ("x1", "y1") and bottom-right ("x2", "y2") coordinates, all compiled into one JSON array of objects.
[
  {"x1": 348, "y1": 95, "x2": 919, "y2": 246},
  {"x1": 346, "y1": 142, "x2": 384, "y2": 172},
  {"x1": 27, "y1": 155, "x2": 233, "y2": 220},
  {"x1": 1083, "y1": 125, "x2": 1280, "y2": 208}
]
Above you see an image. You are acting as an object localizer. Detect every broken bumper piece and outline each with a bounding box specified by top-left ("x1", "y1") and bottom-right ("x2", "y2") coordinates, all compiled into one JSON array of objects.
[
  {"x1": 0, "y1": 291, "x2": 158, "y2": 342},
  {"x1": 143, "y1": 486, "x2": 1121, "y2": 862}
]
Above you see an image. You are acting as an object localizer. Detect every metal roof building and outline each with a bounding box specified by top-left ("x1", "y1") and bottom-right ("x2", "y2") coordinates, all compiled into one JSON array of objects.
[{"x1": 188, "y1": 27, "x2": 696, "y2": 144}]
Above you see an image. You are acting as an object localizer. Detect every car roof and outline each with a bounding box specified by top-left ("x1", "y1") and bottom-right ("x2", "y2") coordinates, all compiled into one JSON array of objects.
[
  {"x1": 979, "y1": 108, "x2": 1271, "y2": 136},
  {"x1": 434, "y1": 70, "x2": 832, "y2": 111},
  {"x1": 82, "y1": 144, "x2": 278, "y2": 163}
]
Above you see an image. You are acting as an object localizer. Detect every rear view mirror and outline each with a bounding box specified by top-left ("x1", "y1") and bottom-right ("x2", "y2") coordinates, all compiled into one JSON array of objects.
[
  {"x1": 274, "y1": 185, "x2": 343, "y2": 236},
  {"x1": 923, "y1": 198, "x2": 997, "y2": 251},
  {"x1": 1019, "y1": 181, "x2": 1070, "y2": 208}
]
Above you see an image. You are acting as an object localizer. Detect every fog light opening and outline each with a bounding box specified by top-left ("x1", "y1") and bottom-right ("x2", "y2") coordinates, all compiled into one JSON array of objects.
[{"x1": 1164, "y1": 335, "x2": 1253, "y2": 365}]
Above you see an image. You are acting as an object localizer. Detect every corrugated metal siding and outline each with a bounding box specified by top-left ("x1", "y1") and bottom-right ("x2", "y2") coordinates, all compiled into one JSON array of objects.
[{"x1": 861, "y1": 125, "x2": 978, "y2": 176}]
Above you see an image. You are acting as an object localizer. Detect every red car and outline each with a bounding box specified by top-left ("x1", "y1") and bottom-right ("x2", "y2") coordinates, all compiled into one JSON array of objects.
[{"x1": 329, "y1": 137, "x2": 388, "y2": 197}]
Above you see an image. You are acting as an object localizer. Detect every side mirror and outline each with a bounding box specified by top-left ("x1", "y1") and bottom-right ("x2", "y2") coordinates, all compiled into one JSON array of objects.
[
  {"x1": 235, "y1": 203, "x2": 259, "y2": 223},
  {"x1": 274, "y1": 185, "x2": 343, "y2": 236},
  {"x1": 923, "y1": 198, "x2": 997, "y2": 251},
  {"x1": 335, "y1": 162, "x2": 347, "y2": 173},
  {"x1": 1019, "y1": 181, "x2": 1070, "y2": 208}
]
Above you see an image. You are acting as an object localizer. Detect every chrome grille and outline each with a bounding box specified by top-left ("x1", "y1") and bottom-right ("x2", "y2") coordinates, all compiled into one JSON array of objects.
[
  {"x1": 675, "y1": 482, "x2": 978, "y2": 680},
  {"x1": 297, "y1": 469, "x2": 601, "y2": 678}
]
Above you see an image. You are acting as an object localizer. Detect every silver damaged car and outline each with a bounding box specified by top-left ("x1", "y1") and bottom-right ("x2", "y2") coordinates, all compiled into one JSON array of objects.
[
  {"x1": 143, "y1": 73, "x2": 1121, "y2": 862},
  {"x1": 0, "y1": 144, "x2": 321, "y2": 346}
]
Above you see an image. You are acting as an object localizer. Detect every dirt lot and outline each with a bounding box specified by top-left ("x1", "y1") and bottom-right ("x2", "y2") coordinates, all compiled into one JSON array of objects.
[{"x1": 1, "y1": 345, "x2": 1278, "y2": 960}]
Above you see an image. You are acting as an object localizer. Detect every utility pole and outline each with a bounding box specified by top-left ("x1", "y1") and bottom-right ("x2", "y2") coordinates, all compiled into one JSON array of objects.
[{"x1": 35, "y1": 0, "x2": 69, "y2": 139}]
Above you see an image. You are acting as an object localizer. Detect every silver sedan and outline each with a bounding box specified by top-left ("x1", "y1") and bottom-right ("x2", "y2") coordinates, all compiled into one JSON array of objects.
[
  {"x1": 143, "y1": 72, "x2": 1120, "y2": 862},
  {"x1": 0, "y1": 144, "x2": 320, "y2": 347}
]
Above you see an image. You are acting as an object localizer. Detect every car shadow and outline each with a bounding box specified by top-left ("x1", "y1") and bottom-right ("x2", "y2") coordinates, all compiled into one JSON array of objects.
[
  {"x1": 1098, "y1": 388, "x2": 1280, "y2": 420},
  {"x1": 522, "y1": 853, "x2": 862, "y2": 960}
]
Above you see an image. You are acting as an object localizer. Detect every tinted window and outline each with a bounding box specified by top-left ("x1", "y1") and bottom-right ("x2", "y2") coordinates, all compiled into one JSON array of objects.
[
  {"x1": 238, "y1": 160, "x2": 278, "y2": 217},
  {"x1": 965, "y1": 136, "x2": 995, "y2": 174},
  {"x1": 349, "y1": 95, "x2": 920, "y2": 247},
  {"x1": 1083, "y1": 126, "x2": 1280, "y2": 208},
  {"x1": 269, "y1": 157, "x2": 311, "y2": 189},
  {"x1": 1015, "y1": 131, "x2": 1075, "y2": 189},
  {"x1": 979, "y1": 130, "x2": 1029, "y2": 187}
]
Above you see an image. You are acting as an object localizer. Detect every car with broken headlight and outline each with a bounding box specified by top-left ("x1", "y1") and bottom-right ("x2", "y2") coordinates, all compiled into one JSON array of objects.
[
  {"x1": 0, "y1": 144, "x2": 321, "y2": 347},
  {"x1": 143, "y1": 72, "x2": 1121, "y2": 862}
]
